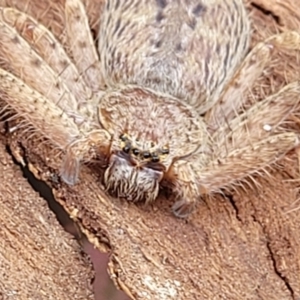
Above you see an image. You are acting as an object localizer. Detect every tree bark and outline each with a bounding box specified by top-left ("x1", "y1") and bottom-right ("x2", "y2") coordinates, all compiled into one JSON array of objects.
[
  {"x1": 0, "y1": 138, "x2": 94, "y2": 299},
  {"x1": 0, "y1": 0, "x2": 300, "y2": 299}
]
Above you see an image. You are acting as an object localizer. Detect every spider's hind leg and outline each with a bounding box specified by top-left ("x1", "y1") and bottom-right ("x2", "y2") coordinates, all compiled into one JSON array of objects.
[
  {"x1": 206, "y1": 31, "x2": 300, "y2": 131},
  {"x1": 0, "y1": 6, "x2": 95, "y2": 110},
  {"x1": 65, "y1": 0, "x2": 105, "y2": 92},
  {"x1": 172, "y1": 81, "x2": 300, "y2": 218}
]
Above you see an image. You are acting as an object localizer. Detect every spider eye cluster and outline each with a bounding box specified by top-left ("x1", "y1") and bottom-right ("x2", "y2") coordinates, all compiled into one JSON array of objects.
[{"x1": 119, "y1": 134, "x2": 169, "y2": 162}]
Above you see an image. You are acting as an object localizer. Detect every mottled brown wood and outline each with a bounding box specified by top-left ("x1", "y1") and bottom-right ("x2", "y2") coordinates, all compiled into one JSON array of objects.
[
  {"x1": 0, "y1": 139, "x2": 94, "y2": 299},
  {"x1": 250, "y1": 0, "x2": 300, "y2": 30},
  {"x1": 0, "y1": 0, "x2": 300, "y2": 299}
]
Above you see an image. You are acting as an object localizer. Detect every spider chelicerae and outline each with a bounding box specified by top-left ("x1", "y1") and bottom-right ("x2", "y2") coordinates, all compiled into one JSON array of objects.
[{"x1": 0, "y1": 0, "x2": 300, "y2": 218}]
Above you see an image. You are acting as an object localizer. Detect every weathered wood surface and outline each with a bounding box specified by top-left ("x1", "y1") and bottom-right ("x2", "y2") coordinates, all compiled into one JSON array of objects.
[
  {"x1": 0, "y1": 0, "x2": 300, "y2": 299},
  {"x1": 0, "y1": 139, "x2": 94, "y2": 299}
]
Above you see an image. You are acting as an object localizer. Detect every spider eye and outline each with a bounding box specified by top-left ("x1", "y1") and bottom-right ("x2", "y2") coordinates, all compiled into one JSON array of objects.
[
  {"x1": 132, "y1": 148, "x2": 140, "y2": 156},
  {"x1": 123, "y1": 144, "x2": 131, "y2": 153},
  {"x1": 143, "y1": 151, "x2": 151, "y2": 159},
  {"x1": 120, "y1": 134, "x2": 127, "y2": 141},
  {"x1": 161, "y1": 148, "x2": 169, "y2": 155},
  {"x1": 151, "y1": 153, "x2": 160, "y2": 163}
]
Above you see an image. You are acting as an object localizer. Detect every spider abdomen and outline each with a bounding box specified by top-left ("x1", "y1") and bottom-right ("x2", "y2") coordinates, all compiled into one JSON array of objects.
[{"x1": 98, "y1": 0, "x2": 250, "y2": 114}]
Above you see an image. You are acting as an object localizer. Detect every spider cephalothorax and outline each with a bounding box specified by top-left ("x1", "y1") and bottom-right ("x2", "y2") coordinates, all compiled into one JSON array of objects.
[{"x1": 97, "y1": 86, "x2": 211, "y2": 204}]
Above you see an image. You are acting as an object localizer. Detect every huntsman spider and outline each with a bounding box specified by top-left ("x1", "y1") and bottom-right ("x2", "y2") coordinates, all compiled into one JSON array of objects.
[{"x1": 0, "y1": 0, "x2": 300, "y2": 218}]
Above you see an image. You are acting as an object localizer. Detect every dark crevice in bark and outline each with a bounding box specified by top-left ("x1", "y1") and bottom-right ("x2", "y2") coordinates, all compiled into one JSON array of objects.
[
  {"x1": 250, "y1": 2, "x2": 280, "y2": 24},
  {"x1": 226, "y1": 193, "x2": 242, "y2": 222},
  {"x1": 5, "y1": 143, "x2": 79, "y2": 236},
  {"x1": 227, "y1": 192, "x2": 294, "y2": 298},
  {"x1": 250, "y1": 211, "x2": 295, "y2": 299},
  {"x1": 266, "y1": 241, "x2": 295, "y2": 299}
]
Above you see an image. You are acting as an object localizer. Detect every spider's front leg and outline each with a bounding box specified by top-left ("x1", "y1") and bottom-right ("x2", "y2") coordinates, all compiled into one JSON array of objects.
[
  {"x1": 165, "y1": 144, "x2": 213, "y2": 218},
  {"x1": 171, "y1": 82, "x2": 300, "y2": 218},
  {"x1": 0, "y1": 4, "x2": 112, "y2": 184},
  {"x1": 170, "y1": 159, "x2": 209, "y2": 218},
  {"x1": 61, "y1": 129, "x2": 112, "y2": 185},
  {"x1": 0, "y1": 66, "x2": 111, "y2": 186}
]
